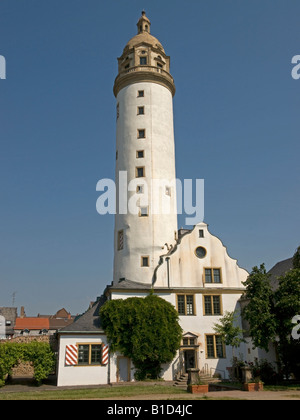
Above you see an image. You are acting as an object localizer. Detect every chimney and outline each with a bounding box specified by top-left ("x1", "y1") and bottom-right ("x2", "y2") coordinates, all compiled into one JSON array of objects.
[{"x1": 20, "y1": 306, "x2": 26, "y2": 318}]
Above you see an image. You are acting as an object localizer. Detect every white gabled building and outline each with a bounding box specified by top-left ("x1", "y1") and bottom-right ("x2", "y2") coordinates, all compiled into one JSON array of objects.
[
  {"x1": 107, "y1": 221, "x2": 249, "y2": 383},
  {"x1": 57, "y1": 12, "x2": 252, "y2": 387}
]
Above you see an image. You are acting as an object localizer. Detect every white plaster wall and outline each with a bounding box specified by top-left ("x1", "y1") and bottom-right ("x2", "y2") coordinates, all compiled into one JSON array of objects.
[
  {"x1": 109, "y1": 290, "x2": 246, "y2": 380},
  {"x1": 155, "y1": 222, "x2": 249, "y2": 289},
  {"x1": 114, "y1": 82, "x2": 178, "y2": 285},
  {"x1": 57, "y1": 334, "x2": 108, "y2": 387},
  {"x1": 244, "y1": 338, "x2": 278, "y2": 367}
]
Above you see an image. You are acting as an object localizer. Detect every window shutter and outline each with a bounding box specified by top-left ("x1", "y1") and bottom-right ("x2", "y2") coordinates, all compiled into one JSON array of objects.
[
  {"x1": 102, "y1": 344, "x2": 109, "y2": 365},
  {"x1": 65, "y1": 344, "x2": 78, "y2": 366}
]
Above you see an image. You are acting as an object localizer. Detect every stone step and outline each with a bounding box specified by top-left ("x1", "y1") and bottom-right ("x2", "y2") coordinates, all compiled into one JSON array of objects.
[{"x1": 174, "y1": 373, "x2": 222, "y2": 387}]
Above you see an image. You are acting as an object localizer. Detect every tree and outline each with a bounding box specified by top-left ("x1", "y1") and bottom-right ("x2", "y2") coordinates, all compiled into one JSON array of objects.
[
  {"x1": 292, "y1": 246, "x2": 300, "y2": 269},
  {"x1": 100, "y1": 293, "x2": 182, "y2": 380},
  {"x1": 242, "y1": 264, "x2": 277, "y2": 352},
  {"x1": 242, "y1": 256, "x2": 300, "y2": 380},
  {"x1": 275, "y1": 267, "x2": 300, "y2": 378},
  {"x1": 213, "y1": 311, "x2": 245, "y2": 358}
]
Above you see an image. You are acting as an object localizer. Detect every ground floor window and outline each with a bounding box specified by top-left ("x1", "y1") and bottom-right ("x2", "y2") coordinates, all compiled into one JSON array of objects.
[
  {"x1": 205, "y1": 335, "x2": 226, "y2": 359},
  {"x1": 78, "y1": 344, "x2": 102, "y2": 365}
]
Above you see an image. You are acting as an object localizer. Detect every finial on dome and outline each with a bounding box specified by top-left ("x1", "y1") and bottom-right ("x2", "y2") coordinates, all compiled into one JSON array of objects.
[{"x1": 137, "y1": 11, "x2": 151, "y2": 34}]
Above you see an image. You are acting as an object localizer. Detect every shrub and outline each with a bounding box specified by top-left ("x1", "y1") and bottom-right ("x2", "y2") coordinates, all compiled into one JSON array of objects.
[
  {"x1": 100, "y1": 293, "x2": 182, "y2": 380},
  {"x1": 0, "y1": 341, "x2": 55, "y2": 387}
]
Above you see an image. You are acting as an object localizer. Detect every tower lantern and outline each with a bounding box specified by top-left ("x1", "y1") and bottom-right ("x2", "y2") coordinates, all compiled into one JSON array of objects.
[{"x1": 137, "y1": 10, "x2": 151, "y2": 34}]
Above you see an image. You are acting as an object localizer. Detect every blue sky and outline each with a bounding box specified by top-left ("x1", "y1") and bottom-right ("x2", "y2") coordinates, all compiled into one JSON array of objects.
[{"x1": 0, "y1": 0, "x2": 299, "y2": 316}]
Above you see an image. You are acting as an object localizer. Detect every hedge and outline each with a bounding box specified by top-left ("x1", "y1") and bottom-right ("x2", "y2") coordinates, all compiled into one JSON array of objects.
[{"x1": 0, "y1": 341, "x2": 56, "y2": 387}]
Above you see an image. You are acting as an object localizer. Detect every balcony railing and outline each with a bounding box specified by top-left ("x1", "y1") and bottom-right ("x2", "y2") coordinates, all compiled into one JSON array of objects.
[{"x1": 118, "y1": 65, "x2": 174, "y2": 83}]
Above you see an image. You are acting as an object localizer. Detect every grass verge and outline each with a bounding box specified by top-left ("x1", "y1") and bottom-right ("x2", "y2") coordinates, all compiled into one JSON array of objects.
[{"x1": 0, "y1": 385, "x2": 187, "y2": 401}]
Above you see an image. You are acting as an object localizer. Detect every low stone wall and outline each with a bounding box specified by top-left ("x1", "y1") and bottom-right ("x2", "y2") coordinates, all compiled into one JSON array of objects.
[{"x1": 3, "y1": 334, "x2": 58, "y2": 350}]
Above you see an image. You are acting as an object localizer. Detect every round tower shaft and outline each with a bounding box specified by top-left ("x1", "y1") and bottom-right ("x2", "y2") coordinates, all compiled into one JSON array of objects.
[{"x1": 113, "y1": 12, "x2": 178, "y2": 285}]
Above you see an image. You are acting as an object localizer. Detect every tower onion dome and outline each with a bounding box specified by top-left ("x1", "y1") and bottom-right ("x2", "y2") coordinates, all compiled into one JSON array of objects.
[{"x1": 113, "y1": 12, "x2": 175, "y2": 97}]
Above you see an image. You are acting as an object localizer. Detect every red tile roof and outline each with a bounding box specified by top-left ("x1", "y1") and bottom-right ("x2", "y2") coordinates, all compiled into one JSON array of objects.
[{"x1": 14, "y1": 318, "x2": 50, "y2": 330}]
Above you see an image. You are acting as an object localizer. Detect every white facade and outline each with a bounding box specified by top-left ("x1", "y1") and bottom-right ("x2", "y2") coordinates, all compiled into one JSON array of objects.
[
  {"x1": 110, "y1": 222, "x2": 249, "y2": 381},
  {"x1": 57, "y1": 334, "x2": 108, "y2": 387}
]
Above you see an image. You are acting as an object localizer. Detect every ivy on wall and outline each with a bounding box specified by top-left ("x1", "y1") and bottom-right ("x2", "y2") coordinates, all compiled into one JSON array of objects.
[{"x1": 100, "y1": 293, "x2": 182, "y2": 380}]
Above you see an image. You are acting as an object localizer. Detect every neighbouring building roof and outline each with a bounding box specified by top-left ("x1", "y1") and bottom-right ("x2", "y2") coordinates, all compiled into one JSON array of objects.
[
  {"x1": 36, "y1": 307, "x2": 75, "y2": 331},
  {"x1": 59, "y1": 296, "x2": 107, "y2": 334},
  {"x1": 14, "y1": 317, "x2": 50, "y2": 331},
  {"x1": 49, "y1": 318, "x2": 74, "y2": 330},
  {"x1": 37, "y1": 308, "x2": 74, "y2": 319},
  {"x1": 109, "y1": 279, "x2": 152, "y2": 290},
  {"x1": 268, "y1": 257, "x2": 294, "y2": 291}
]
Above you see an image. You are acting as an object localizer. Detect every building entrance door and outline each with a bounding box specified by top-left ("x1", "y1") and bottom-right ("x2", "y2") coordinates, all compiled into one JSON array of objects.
[
  {"x1": 117, "y1": 357, "x2": 130, "y2": 382},
  {"x1": 184, "y1": 350, "x2": 196, "y2": 373}
]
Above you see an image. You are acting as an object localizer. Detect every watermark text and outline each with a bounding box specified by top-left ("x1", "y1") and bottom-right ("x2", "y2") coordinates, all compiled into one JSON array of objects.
[
  {"x1": 96, "y1": 173, "x2": 204, "y2": 226},
  {"x1": 291, "y1": 55, "x2": 300, "y2": 80},
  {"x1": 0, "y1": 55, "x2": 6, "y2": 80},
  {"x1": 292, "y1": 315, "x2": 300, "y2": 340}
]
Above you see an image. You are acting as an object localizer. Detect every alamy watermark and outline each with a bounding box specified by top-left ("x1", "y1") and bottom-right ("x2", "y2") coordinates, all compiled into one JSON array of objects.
[
  {"x1": 96, "y1": 173, "x2": 204, "y2": 226},
  {"x1": 291, "y1": 55, "x2": 300, "y2": 80},
  {"x1": 0, "y1": 55, "x2": 6, "y2": 79},
  {"x1": 292, "y1": 315, "x2": 300, "y2": 340}
]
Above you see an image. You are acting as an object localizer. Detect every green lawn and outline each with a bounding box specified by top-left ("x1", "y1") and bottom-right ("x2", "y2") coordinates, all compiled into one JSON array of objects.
[
  {"x1": 0, "y1": 385, "x2": 187, "y2": 401},
  {"x1": 1, "y1": 382, "x2": 300, "y2": 400}
]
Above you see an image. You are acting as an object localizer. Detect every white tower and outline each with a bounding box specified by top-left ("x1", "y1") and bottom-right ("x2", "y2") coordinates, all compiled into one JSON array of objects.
[{"x1": 113, "y1": 12, "x2": 178, "y2": 285}]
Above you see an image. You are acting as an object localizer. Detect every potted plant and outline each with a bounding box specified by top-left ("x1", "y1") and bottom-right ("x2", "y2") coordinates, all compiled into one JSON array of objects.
[
  {"x1": 188, "y1": 380, "x2": 209, "y2": 394},
  {"x1": 243, "y1": 377, "x2": 264, "y2": 392}
]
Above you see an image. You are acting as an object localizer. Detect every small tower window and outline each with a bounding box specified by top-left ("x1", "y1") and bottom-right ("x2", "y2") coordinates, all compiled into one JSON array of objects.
[
  {"x1": 136, "y1": 167, "x2": 145, "y2": 178},
  {"x1": 136, "y1": 150, "x2": 144, "y2": 159},
  {"x1": 137, "y1": 106, "x2": 144, "y2": 115},
  {"x1": 140, "y1": 57, "x2": 147, "y2": 66},
  {"x1": 141, "y1": 256, "x2": 150, "y2": 267},
  {"x1": 199, "y1": 229, "x2": 204, "y2": 238},
  {"x1": 136, "y1": 185, "x2": 144, "y2": 194},
  {"x1": 118, "y1": 230, "x2": 124, "y2": 251},
  {"x1": 138, "y1": 129, "x2": 146, "y2": 139},
  {"x1": 138, "y1": 90, "x2": 144, "y2": 98},
  {"x1": 139, "y1": 206, "x2": 149, "y2": 217}
]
